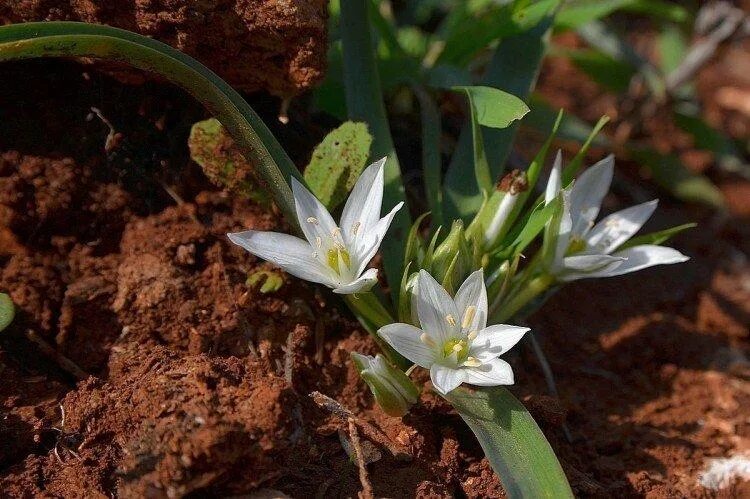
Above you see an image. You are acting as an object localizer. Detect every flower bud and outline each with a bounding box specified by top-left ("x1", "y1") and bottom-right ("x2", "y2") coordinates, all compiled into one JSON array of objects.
[
  {"x1": 351, "y1": 353, "x2": 419, "y2": 417},
  {"x1": 430, "y1": 220, "x2": 472, "y2": 290}
]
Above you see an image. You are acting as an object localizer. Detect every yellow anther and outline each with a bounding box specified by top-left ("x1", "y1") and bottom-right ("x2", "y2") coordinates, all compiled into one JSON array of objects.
[
  {"x1": 307, "y1": 217, "x2": 319, "y2": 224},
  {"x1": 315, "y1": 236, "x2": 322, "y2": 248},
  {"x1": 452, "y1": 343, "x2": 463, "y2": 352},
  {"x1": 351, "y1": 221, "x2": 361, "y2": 235},
  {"x1": 462, "y1": 306, "x2": 476, "y2": 329},
  {"x1": 446, "y1": 314, "x2": 456, "y2": 327},
  {"x1": 463, "y1": 356, "x2": 482, "y2": 368},
  {"x1": 331, "y1": 227, "x2": 342, "y2": 239},
  {"x1": 467, "y1": 330, "x2": 478, "y2": 341}
]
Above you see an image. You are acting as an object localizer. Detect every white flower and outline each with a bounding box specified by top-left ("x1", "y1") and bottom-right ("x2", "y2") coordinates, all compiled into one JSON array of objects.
[
  {"x1": 227, "y1": 158, "x2": 403, "y2": 294},
  {"x1": 378, "y1": 269, "x2": 528, "y2": 395},
  {"x1": 544, "y1": 152, "x2": 689, "y2": 282}
]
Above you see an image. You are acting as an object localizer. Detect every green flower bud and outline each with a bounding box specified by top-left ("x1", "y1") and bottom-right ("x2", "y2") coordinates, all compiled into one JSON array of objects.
[
  {"x1": 430, "y1": 220, "x2": 473, "y2": 291},
  {"x1": 351, "y1": 353, "x2": 419, "y2": 417}
]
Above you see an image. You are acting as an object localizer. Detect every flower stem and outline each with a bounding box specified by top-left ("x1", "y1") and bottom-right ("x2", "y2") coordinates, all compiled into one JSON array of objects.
[
  {"x1": 344, "y1": 293, "x2": 410, "y2": 370},
  {"x1": 491, "y1": 273, "x2": 555, "y2": 323}
]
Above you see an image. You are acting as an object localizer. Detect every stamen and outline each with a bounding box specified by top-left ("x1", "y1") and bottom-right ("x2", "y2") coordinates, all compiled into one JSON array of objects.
[
  {"x1": 446, "y1": 314, "x2": 456, "y2": 327},
  {"x1": 452, "y1": 343, "x2": 463, "y2": 353},
  {"x1": 467, "y1": 330, "x2": 478, "y2": 341},
  {"x1": 351, "y1": 221, "x2": 361, "y2": 235},
  {"x1": 315, "y1": 236, "x2": 322, "y2": 248},
  {"x1": 462, "y1": 306, "x2": 476, "y2": 328},
  {"x1": 420, "y1": 333, "x2": 436, "y2": 347},
  {"x1": 463, "y1": 356, "x2": 482, "y2": 368},
  {"x1": 311, "y1": 251, "x2": 318, "y2": 258},
  {"x1": 331, "y1": 227, "x2": 342, "y2": 239},
  {"x1": 307, "y1": 217, "x2": 318, "y2": 225}
]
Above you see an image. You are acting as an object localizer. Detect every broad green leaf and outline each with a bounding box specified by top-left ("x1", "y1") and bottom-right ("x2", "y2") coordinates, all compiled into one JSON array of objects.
[
  {"x1": 445, "y1": 386, "x2": 573, "y2": 498},
  {"x1": 304, "y1": 122, "x2": 373, "y2": 210},
  {"x1": 437, "y1": 0, "x2": 558, "y2": 67},
  {"x1": 629, "y1": 148, "x2": 724, "y2": 208},
  {"x1": 340, "y1": 0, "x2": 412, "y2": 302},
  {"x1": 619, "y1": 222, "x2": 697, "y2": 250},
  {"x1": 0, "y1": 293, "x2": 14, "y2": 332},
  {"x1": 443, "y1": 18, "x2": 553, "y2": 221},
  {"x1": 453, "y1": 86, "x2": 531, "y2": 129},
  {"x1": 497, "y1": 198, "x2": 559, "y2": 260},
  {"x1": 0, "y1": 22, "x2": 303, "y2": 233},
  {"x1": 188, "y1": 118, "x2": 269, "y2": 205}
]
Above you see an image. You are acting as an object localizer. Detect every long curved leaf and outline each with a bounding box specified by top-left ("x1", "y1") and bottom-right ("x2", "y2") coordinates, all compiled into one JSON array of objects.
[
  {"x1": 445, "y1": 386, "x2": 573, "y2": 498},
  {"x1": 0, "y1": 22, "x2": 302, "y2": 232}
]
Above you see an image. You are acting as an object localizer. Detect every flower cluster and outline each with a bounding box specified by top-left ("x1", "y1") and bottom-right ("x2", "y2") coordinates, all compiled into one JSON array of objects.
[{"x1": 228, "y1": 154, "x2": 690, "y2": 414}]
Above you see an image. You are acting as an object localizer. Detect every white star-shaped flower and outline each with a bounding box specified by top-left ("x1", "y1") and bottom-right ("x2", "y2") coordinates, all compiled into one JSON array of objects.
[
  {"x1": 545, "y1": 152, "x2": 689, "y2": 282},
  {"x1": 378, "y1": 269, "x2": 528, "y2": 395},
  {"x1": 228, "y1": 158, "x2": 403, "y2": 294}
]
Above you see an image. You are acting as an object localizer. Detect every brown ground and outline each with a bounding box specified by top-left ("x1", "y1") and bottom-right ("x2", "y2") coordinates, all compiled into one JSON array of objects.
[
  {"x1": 0, "y1": 47, "x2": 749, "y2": 499},
  {"x1": 0, "y1": 0, "x2": 328, "y2": 97}
]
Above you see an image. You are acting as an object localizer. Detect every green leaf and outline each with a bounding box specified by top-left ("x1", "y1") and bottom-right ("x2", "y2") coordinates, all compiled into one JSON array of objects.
[
  {"x1": 443, "y1": 18, "x2": 553, "y2": 221},
  {"x1": 453, "y1": 86, "x2": 531, "y2": 130},
  {"x1": 246, "y1": 270, "x2": 284, "y2": 294},
  {"x1": 0, "y1": 293, "x2": 14, "y2": 333},
  {"x1": 657, "y1": 24, "x2": 688, "y2": 76},
  {"x1": 413, "y1": 86, "x2": 444, "y2": 230},
  {"x1": 437, "y1": 0, "x2": 558, "y2": 67},
  {"x1": 188, "y1": 118, "x2": 270, "y2": 205},
  {"x1": 562, "y1": 115, "x2": 610, "y2": 184},
  {"x1": 497, "y1": 199, "x2": 558, "y2": 260},
  {"x1": 555, "y1": 0, "x2": 635, "y2": 30},
  {"x1": 623, "y1": 0, "x2": 690, "y2": 23},
  {"x1": 619, "y1": 222, "x2": 697, "y2": 250},
  {"x1": 526, "y1": 96, "x2": 611, "y2": 147},
  {"x1": 340, "y1": 0, "x2": 412, "y2": 302},
  {"x1": 629, "y1": 148, "x2": 724, "y2": 208},
  {"x1": 445, "y1": 386, "x2": 573, "y2": 498},
  {"x1": 304, "y1": 122, "x2": 373, "y2": 210},
  {"x1": 0, "y1": 22, "x2": 303, "y2": 234},
  {"x1": 558, "y1": 47, "x2": 636, "y2": 93}
]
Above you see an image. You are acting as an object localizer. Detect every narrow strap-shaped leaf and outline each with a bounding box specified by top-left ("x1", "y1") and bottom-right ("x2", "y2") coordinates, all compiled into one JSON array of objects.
[
  {"x1": 445, "y1": 385, "x2": 573, "y2": 498},
  {"x1": 340, "y1": 0, "x2": 411, "y2": 303},
  {"x1": 412, "y1": 85, "x2": 444, "y2": 231},
  {"x1": 0, "y1": 22, "x2": 302, "y2": 232}
]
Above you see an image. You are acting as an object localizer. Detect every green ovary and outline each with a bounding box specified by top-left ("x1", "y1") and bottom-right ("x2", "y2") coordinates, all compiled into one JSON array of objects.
[
  {"x1": 442, "y1": 338, "x2": 469, "y2": 362},
  {"x1": 566, "y1": 237, "x2": 587, "y2": 255},
  {"x1": 326, "y1": 247, "x2": 351, "y2": 275}
]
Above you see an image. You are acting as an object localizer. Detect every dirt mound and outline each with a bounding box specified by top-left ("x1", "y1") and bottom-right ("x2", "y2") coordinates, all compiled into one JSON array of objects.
[{"x1": 0, "y1": 0, "x2": 328, "y2": 97}]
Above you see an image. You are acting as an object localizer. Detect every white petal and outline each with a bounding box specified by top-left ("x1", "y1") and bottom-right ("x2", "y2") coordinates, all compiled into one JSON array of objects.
[
  {"x1": 569, "y1": 155, "x2": 614, "y2": 238},
  {"x1": 552, "y1": 188, "x2": 574, "y2": 271},
  {"x1": 430, "y1": 364, "x2": 466, "y2": 394},
  {"x1": 354, "y1": 201, "x2": 404, "y2": 275},
  {"x1": 563, "y1": 253, "x2": 625, "y2": 271},
  {"x1": 341, "y1": 158, "x2": 386, "y2": 243},
  {"x1": 332, "y1": 268, "x2": 378, "y2": 294},
  {"x1": 292, "y1": 177, "x2": 338, "y2": 248},
  {"x1": 470, "y1": 325, "x2": 528, "y2": 361},
  {"x1": 463, "y1": 358, "x2": 514, "y2": 386},
  {"x1": 544, "y1": 150, "x2": 562, "y2": 205},
  {"x1": 416, "y1": 270, "x2": 459, "y2": 343},
  {"x1": 585, "y1": 200, "x2": 658, "y2": 254},
  {"x1": 378, "y1": 323, "x2": 435, "y2": 368},
  {"x1": 227, "y1": 230, "x2": 333, "y2": 286},
  {"x1": 454, "y1": 269, "x2": 488, "y2": 334},
  {"x1": 583, "y1": 244, "x2": 689, "y2": 278}
]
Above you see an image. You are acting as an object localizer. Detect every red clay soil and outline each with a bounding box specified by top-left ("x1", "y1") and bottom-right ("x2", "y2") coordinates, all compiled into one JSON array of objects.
[
  {"x1": 0, "y1": 0, "x2": 328, "y2": 97},
  {"x1": 0, "y1": 59, "x2": 749, "y2": 498}
]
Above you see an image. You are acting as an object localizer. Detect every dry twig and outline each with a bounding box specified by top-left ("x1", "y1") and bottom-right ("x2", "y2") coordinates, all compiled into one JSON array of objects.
[
  {"x1": 348, "y1": 418, "x2": 374, "y2": 499},
  {"x1": 26, "y1": 330, "x2": 88, "y2": 380}
]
